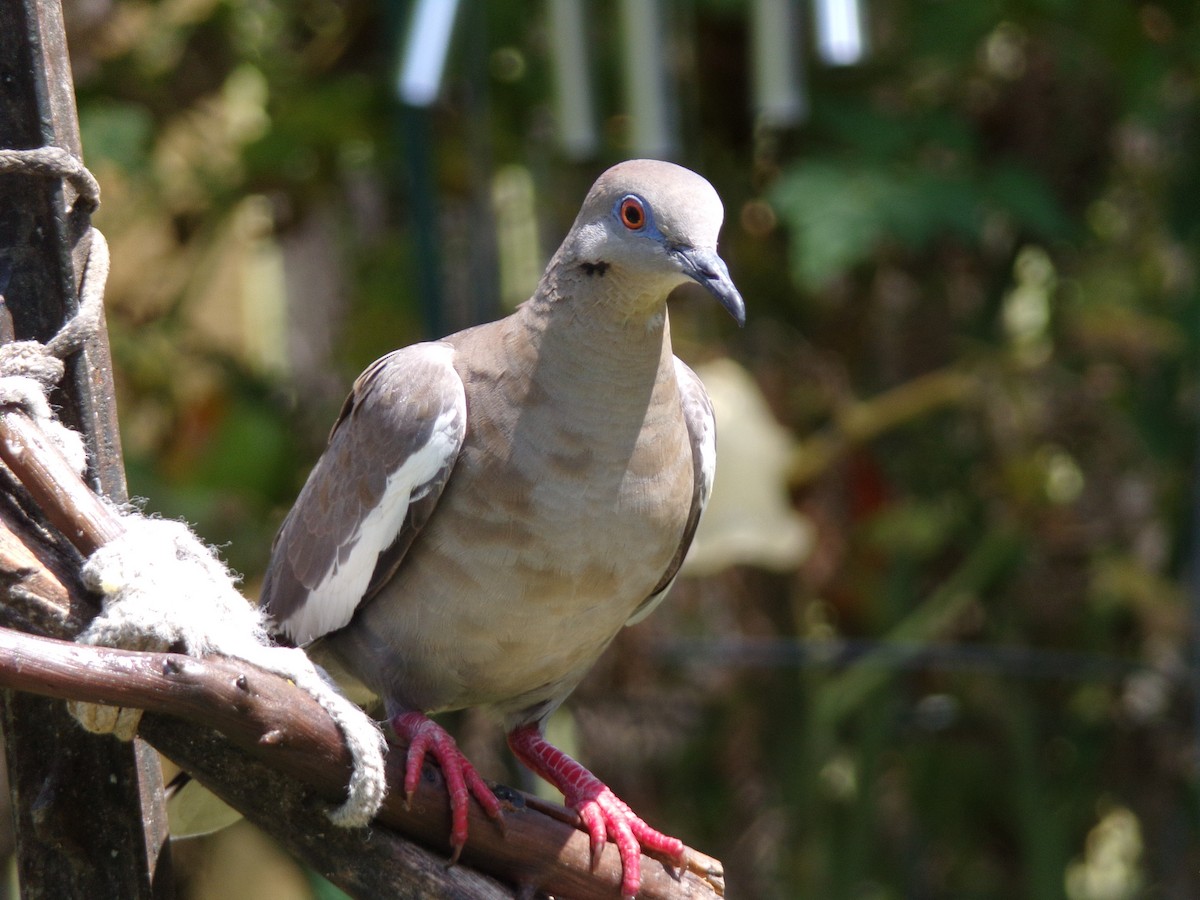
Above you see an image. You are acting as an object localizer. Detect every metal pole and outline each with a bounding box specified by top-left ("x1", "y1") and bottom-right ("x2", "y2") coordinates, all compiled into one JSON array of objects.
[{"x1": 0, "y1": 1, "x2": 172, "y2": 896}]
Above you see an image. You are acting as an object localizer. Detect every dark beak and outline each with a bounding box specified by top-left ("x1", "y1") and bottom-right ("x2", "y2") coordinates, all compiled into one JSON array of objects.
[{"x1": 674, "y1": 246, "x2": 746, "y2": 327}]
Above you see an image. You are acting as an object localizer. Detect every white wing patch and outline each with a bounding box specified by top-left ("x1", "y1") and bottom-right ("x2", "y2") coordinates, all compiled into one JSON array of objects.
[
  {"x1": 692, "y1": 395, "x2": 717, "y2": 504},
  {"x1": 281, "y1": 348, "x2": 466, "y2": 645},
  {"x1": 675, "y1": 355, "x2": 717, "y2": 516}
]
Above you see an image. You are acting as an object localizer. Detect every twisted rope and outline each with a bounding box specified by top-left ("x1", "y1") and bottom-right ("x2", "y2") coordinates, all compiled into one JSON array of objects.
[
  {"x1": 0, "y1": 146, "x2": 108, "y2": 401},
  {"x1": 0, "y1": 146, "x2": 100, "y2": 213}
]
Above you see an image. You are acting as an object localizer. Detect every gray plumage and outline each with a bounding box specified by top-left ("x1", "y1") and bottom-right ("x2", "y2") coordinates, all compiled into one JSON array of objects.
[
  {"x1": 260, "y1": 159, "x2": 743, "y2": 893},
  {"x1": 264, "y1": 159, "x2": 736, "y2": 722}
]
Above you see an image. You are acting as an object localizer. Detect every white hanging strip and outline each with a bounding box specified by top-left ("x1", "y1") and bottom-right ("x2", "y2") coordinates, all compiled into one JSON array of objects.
[
  {"x1": 619, "y1": 0, "x2": 675, "y2": 159},
  {"x1": 548, "y1": 0, "x2": 599, "y2": 158},
  {"x1": 751, "y1": 0, "x2": 809, "y2": 126},
  {"x1": 813, "y1": 0, "x2": 868, "y2": 67},
  {"x1": 397, "y1": 0, "x2": 462, "y2": 106}
]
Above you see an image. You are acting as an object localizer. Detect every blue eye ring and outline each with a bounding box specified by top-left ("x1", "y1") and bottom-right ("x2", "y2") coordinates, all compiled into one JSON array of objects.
[{"x1": 616, "y1": 194, "x2": 648, "y2": 231}]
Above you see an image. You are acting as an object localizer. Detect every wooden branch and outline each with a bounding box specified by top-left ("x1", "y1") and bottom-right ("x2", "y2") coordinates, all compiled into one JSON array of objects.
[
  {"x1": 142, "y1": 717, "x2": 517, "y2": 900},
  {"x1": 0, "y1": 405, "x2": 724, "y2": 897},
  {"x1": 0, "y1": 487, "x2": 90, "y2": 637},
  {"x1": 788, "y1": 365, "x2": 978, "y2": 486},
  {"x1": 0, "y1": 408, "x2": 125, "y2": 553},
  {"x1": 0, "y1": 626, "x2": 723, "y2": 898}
]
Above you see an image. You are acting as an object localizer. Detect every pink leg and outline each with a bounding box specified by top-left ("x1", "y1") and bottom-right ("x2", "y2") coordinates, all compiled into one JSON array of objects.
[
  {"x1": 508, "y1": 722, "x2": 685, "y2": 899},
  {"x1": 392, "y1": 711, "x2": 503, "y2": 862}
]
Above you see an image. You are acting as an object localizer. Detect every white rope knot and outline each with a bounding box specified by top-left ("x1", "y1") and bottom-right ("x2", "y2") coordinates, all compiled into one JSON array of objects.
[
  {"x1": 75, "y1": 515, "x2": 388, "y2": 828},
  {"x1": 0, "y1": 342, "x2": 66, "y2": 390}
]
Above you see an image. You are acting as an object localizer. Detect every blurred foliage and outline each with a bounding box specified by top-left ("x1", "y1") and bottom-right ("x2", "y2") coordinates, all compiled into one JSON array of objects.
[{"x1": 28, "y1": 0, "x2": 1200, "y2": 897}]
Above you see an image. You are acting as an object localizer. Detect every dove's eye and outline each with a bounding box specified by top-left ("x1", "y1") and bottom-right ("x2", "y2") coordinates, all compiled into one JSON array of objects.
[{"x1": 618, "y1": 196, "x2": 647, "y2": 230}]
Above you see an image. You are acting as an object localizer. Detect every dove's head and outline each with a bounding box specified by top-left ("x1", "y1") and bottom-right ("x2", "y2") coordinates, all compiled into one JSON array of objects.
[{"x1": 556, "y1": 159, "x2": 745, "y2": 326}]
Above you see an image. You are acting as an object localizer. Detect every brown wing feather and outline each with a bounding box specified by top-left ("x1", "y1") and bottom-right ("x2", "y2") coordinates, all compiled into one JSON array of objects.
[{"x1": 261, "y1": 342, "x2": 466, "y2": 643}]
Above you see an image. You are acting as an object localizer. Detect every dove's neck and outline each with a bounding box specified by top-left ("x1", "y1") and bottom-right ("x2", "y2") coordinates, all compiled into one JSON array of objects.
[{"x1": 520, "y1": 265, "x2": 678, "y2": 396}]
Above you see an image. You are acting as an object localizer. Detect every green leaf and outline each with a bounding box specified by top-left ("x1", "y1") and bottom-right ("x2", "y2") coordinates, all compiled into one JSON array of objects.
[
  {"x1": 985, "y1": 164, "x2": 1074, "y2": 238},
  {"x1": 79, "y1": 102, "x2": 154, "y2": 173},
  {"x1": 771, "y1": 159, "x2": 985, "y2": 290}
]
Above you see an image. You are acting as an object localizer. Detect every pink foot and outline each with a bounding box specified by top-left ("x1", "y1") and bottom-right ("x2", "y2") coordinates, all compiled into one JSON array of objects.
[
  {"x1": 508, "y1": 722, "x2": 685, "y2": 899},
  {"x1": 392, "y1": 711, "x2": 503, "y2": 862}
]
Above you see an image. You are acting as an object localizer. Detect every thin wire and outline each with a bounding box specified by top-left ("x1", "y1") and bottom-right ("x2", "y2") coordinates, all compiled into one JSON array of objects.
[{"x1": 660, "y1": 635, "x2": 1152, "y2": 682}]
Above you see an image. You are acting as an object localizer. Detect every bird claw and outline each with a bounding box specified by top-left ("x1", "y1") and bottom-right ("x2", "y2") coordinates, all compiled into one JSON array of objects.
[
  {"x1": 507, "y1": 723, "x2": 685, "y2": 898},
  {"x1": 572, "y1": 785, "x2": 685, "y2": 898},
  {"x1": 392, "y1": 711, "x2": 503, "y2": 860},
  {"x1": 577, "y1": 802, "x2": 607, "y2": 869}
]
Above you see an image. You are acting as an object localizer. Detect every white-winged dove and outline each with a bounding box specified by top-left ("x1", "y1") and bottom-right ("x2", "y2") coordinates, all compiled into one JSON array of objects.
[{"x1": 262, "y1": 159, "x2": 744, "y2": 898}]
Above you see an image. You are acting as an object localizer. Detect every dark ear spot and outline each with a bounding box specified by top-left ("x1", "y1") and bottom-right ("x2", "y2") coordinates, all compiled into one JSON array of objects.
[{"x1": 581, "y1": 261, "x2": 610, "y2": 278}]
